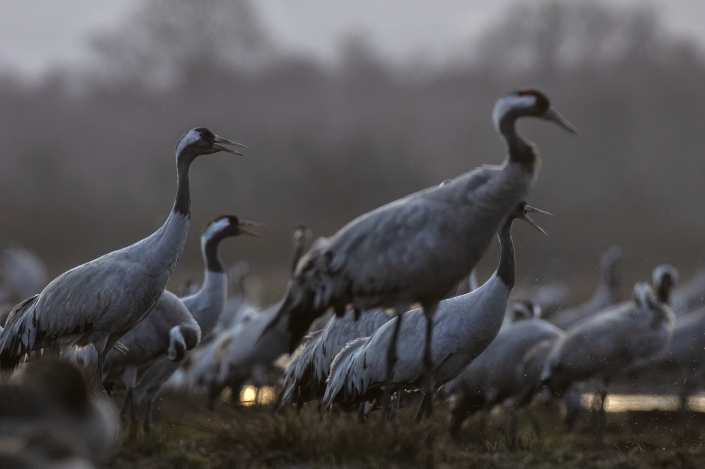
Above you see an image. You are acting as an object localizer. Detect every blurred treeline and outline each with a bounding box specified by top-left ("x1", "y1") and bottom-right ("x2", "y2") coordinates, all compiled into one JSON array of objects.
[{"x1": 0, "y1": 0, "x2": 703, "y2": 304}]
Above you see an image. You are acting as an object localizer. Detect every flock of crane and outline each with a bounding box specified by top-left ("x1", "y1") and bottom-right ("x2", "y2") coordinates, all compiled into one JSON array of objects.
[{"x1": 0, "y1": 89, "x2": 703, "y2": 467}]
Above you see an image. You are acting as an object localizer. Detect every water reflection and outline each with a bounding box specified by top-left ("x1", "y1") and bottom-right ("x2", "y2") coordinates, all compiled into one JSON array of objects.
[
  {"x1": 581, "y1": 393, "x2": 705, "y2": 412},
  {"x1": 239, "y1": 385, "x2": 277, "y2": 406}
]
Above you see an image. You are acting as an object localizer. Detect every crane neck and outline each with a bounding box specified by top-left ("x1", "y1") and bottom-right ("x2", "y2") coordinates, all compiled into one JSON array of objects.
[
  {"x1": 140, "y1": 152, "x2": 193, "y2": 274},
  {"x1": 599, "y1": 260, "x2": 620, "y2": 293},
  {"x1": 179, "y1": 233, "x2": 229, "y2": 339},
  {"x1": 496, "y1": 218, "x2": 516, "y2": 288},
  {"x1": 173, "y1": 154, "x2": 195, "y2": 217},
  {"x1": 203, "y1": 234, "x2": 225, "y2": 274},
  {"x1": 498, "y1": 115, "x2": 537, "y2": 167},
  {"x1": 656, "y1": 282, "x2": 671, "y2": 305},
  {"x1": 291, "y1": 244, "x2": 306, "y2": 275}
]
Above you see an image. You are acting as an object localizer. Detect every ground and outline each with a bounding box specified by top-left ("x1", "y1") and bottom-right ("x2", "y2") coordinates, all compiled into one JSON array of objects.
[{"x1": 108, "y1": 392, "x2": 705, "y2": 469}]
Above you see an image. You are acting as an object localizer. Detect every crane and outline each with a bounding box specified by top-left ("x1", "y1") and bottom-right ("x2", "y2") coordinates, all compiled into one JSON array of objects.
[
  {"x1": 540, "y1": 278, "x2": 675, "y2": 446},
  {"x1": 0, "y1": 128, "x2": 245, "y2": 391}
]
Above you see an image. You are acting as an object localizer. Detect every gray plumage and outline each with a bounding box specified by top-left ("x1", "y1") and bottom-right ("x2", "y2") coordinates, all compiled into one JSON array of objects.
[
  {"x1": 215, "y1": 261, "x2": 254, "y2": 335},
  {"x1": 323, "y1": 202, "x2": 546, "y2": 413},
  {"x1": 541, "y1": 281, "x2": 675, "y2": 397},
  {"x1": 189, "y1": 225, "x2": 312, "y2": 409},
  {"x1": 181, "y1": 216, "x2": 261, "y2": 344},
  {"x1": 630, "y1": 309, "x2": 705, "y2": 408},
  {"x1": 124, "y1": 216, "x2": 260, "y2": 427},
  {"x1": 512, "y1": 338, "x2": 582, "y2": 432},
  {"x1": 267, "y1": 89, "x2": 576, "y2": 352},
  {"x1": 628, "y1": 265, "x2": 705, "y2": 408},
  {"x1": 444, "y1": 304, "x2": 563, "y2": 434},
  {"x1": 197, "y1": 302, "x2": 287, "y2": 409},
  {"x1": 670, "y1": 266, "x2": 705, "y2": 315},
  {"x1": 104, "y1": 291, "x2": 200, "y2": 386},
  {"x1": 541, "y1": 279, "x2": 674, "y2": 445},
  {"x1": 63, "y1": 290, "x2": 201, "y2": 432},
  {"x1": 0, "y1": 128, "x2": 245, "y2": 390},
  {"x1": 550, "y1": 246, "x2": 622, "y2": 330},
  {"x1": 280, "y1": 308, "x2": 393, "y2": 408}
]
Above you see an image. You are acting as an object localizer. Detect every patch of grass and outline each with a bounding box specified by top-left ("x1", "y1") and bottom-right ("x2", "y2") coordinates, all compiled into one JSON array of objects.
[{"x1": 107, "y1": 393, "x2": 705, "y2": 469}]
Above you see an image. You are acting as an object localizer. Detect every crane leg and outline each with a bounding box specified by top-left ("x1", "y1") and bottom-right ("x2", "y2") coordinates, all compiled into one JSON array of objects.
[
  {"x1": 420, "y1": 301, "x2": 438, "y2": 420},
  {"x1": 591, "y1": 388, "x2": 607, "y2": 448},
  {"x1": 382, "y1": 306, "x2": 405, "y2": 420},
  {"x1": 144, "y1": 397, "x2": 154, "y2": 434},
  {"x1": 413, "y1": 393, "x2": 429, "y2": 423},
  {"x1": 120, "y1": 387, "x2": 133, "y2": 420},
  {"x1": 449, "y1": 411, "x2": 465, "y2": 437},
  {"x1": 562, "y1": 386, "x2": 581, "y2": 432},
  {"x1": 525, "y1": 408, "x2": 542, "y2": 438}
]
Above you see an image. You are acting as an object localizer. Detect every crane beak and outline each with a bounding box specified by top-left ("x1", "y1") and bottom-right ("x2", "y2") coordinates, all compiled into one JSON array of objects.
[
  {"x1": 213, "y1": 135, "x2": 249, "y2": 156},
  {"x1": 239, "y1": 220, "x2": 264, "y2": 237},
  {"x1": 521, "y1": 205, "x2": 551, "y2": 235},
  {"x1": 543, "y1": 107, "x2": 577, "y2": 135}
]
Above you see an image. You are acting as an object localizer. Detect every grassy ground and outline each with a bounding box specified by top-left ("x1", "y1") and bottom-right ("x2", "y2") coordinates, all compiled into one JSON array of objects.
[{"x1": 107, "y1": 393, "x2": 705, "y2": 469}]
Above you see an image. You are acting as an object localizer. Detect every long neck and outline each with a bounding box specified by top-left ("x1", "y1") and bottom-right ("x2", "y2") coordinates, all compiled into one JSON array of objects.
[
  {"x1": 656, "y1": 282, "x2": 671, "y2": 304},
  {"x1": 204, "y1": 235, "x2": 224, "y2": 273},
  {"x1": 187, "y1": 234, "x2": 228, "y2": 338},
  {"x1": 498, "y1": 114, "x2": 537, "y2": 166},
  {"x1": 140, "y1": 154, "x2": 193, "y2": 274},
  {"x1": 596, "y1": 260, "x2": 619, "y2": 299},
  {"x1": 495, "y1": 219, "x2": 515, "y2": 288},
  {"x1": 174, "y1": 156, "x2": 193, "y2": 217},
  {"x1": 291, "y1": 243, "x2": 305, "y2": 276}
]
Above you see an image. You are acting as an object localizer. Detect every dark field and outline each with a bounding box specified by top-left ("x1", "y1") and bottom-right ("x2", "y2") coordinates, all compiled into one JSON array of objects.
[{"x1": 110, "y1": 392, "x2": 705, "y2": 469}]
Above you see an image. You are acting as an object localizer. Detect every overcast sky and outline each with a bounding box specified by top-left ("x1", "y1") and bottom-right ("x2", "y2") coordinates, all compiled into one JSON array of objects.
[{"x1": 0, "y1": 0, "x2": 704, "y2": 76}]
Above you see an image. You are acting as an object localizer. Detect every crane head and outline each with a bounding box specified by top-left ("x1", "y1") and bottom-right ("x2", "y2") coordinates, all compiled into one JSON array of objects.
[
  {"x1": 652, "y1": 263, "x2": 678, "y2": 304},
  {"x1": 168, "y1": 325, "x2": 200, "y2": 362},
  {"x1": 510, "y1": 200, "x2": 551, "y2": 235},
  {"x1": 632, "y1": 282, "x2": 656, "y2": 309},
  {"x1": 203, "y1": 215, "x2": 263, "y2": 241},
  {"x1": 175, "y1": 127, "x2": 248, "y2": 157},
  {"x1": 493, "y1": 89, "x2": 577, "y2": 135},
  {"x1": 652, "y1": 264, "x2": 678, "y2": 291},
  {"x1": 510, "y1": 299, "x2": 541, "y2": 322},
  {"x1": 293, "y1": 225, "x2": 313, "y2": 248}
]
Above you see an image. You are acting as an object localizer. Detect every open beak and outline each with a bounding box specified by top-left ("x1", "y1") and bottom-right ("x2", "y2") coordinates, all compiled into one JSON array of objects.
[
  {"x1": 521, "y1": 204, "x2": 552, "y2": 235},
  {"x1": 213, "y1": 135, "x2": 249, "y2": 156},
  {"x1": 239, "y1": 220, "x2": 264, "y2": 237},
  {"x1": 543, "y1": 107, "x2": 577, "y2": 135}
]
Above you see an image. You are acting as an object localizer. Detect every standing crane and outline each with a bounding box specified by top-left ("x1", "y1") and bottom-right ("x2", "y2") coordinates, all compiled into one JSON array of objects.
[
  {"x1": 540, "y1": 274, "x2": 675, "y2": 447},
  {"x1": 266, "y1": 90, "x2": 575, "y2": 414},
  {"x1": 323, "y1": 201, "x2": 548, "y2": 420},
  {"x1": 0, "y1": 128, "x2": 245, "y2": 391}
]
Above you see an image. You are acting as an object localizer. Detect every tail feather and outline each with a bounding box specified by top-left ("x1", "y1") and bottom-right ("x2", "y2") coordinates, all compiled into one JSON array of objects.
[
  {"x1": 322, "y1": 337, "x2": 368, "y2": 409},
  {"x1": 0, "y1": 295, "x2": 40, "y2": 369},
  {"x1": 279, "y1": 330, "x2": 323, "y2": 407}
]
